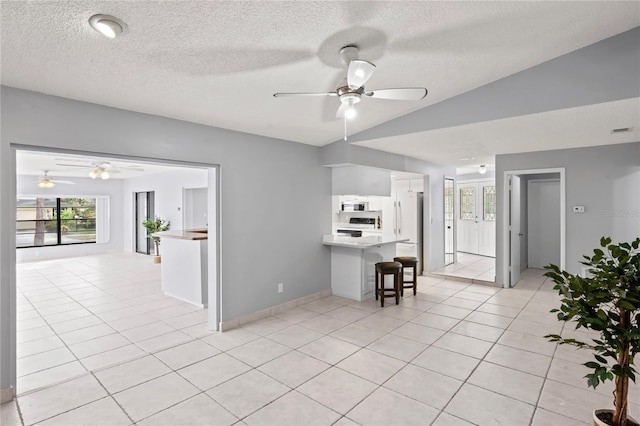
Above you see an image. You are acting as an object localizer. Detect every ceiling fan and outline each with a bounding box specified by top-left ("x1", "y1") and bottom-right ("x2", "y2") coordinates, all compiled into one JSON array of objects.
[
  {"x1": 36, "y1": 171, "x2": 75, "y2": 188},
  {"x1": 273, "y1": 45, "x2": 428, "y2": 133},
  {"x1": 55, "y1": 160, "x2": 144, "y2": 180}
]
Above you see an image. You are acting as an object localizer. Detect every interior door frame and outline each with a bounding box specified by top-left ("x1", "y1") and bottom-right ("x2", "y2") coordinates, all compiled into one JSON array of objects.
[
  {"x1": 8, "y1": 144, "x2": 222, "y2": 399},
  {"x1": 501, "y1": 168, "x2": 566, "y2": 288},
  {"x1": 134, "y1": 191, "x2": 154, "y2": 255}
]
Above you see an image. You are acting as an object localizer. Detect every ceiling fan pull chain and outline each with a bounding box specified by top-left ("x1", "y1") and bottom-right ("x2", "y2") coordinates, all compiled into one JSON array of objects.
[{"x1": 344, "y1": 116, "x2": 347, "y2": 141}]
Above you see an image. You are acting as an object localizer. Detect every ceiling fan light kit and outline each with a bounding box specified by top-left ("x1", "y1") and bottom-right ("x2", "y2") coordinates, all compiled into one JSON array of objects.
[
  {"x1": 479, "y1": 165, "x2": 487, "y2": 174},
  {"x1": 35, "y1": 170, "x2": 75, "y2": 188},
  {"x1": 273, "y1": 45, "x2": 428, "y2": 140},
  {"x1": 37, "y1": 180, "x2": 55, "y2": 189},
  {"x1": 89, "y1": 166, "x2": 110, "y2": 180}
]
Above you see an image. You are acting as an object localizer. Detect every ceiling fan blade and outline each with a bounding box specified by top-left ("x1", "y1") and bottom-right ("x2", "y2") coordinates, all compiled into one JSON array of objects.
[
  {"x1": 336, "y1": 102, "x2": 348, "y2": 119},
  {"x1": 273, "y1": 92, "x2": 337, "y2": 98},
  {"x1": 364, "y1": 87, "x2": 428, "y2": 101},
  {"x1": 56, "y1": 163, "x2": 92, "y2": 169},
  {"x1": 347, "y1": 60, "x2": 376, "y2": 89},
  {"x1": 52, "y1": 180, "x2": 75, "y2": 185}
]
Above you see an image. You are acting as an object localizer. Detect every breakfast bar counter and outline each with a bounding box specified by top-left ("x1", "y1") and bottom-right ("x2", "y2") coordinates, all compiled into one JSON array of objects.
[
  {"x1": 322, "y1": 235, "x2": 409, "y2": 301},
  {"x1": 154, "y1": 229, "x2": 208, "y2": 307}
]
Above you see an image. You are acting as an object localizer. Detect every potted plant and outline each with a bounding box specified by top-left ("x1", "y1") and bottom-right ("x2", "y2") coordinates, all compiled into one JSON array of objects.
[
  {"x1": 143, "y1": 216, "x2": 170, "y2": 263},
  {"x1": 544, "y1": 237, "x2": 640, "y2": 426}
]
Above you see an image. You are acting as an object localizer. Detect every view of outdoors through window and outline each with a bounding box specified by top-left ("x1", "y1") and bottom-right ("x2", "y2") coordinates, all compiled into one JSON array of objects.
[{"x1": 16, "y1": 197, "x2": 97, "y2": 248}]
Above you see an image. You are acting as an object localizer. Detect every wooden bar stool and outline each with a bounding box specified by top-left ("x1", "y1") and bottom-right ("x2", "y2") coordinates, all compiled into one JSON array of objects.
[
  {"x1": 375, "y1": 261, "x2": 402, "y2": 307},
  {"x1": 394, "y1": 256, "x2": 419, "y2": 297}
]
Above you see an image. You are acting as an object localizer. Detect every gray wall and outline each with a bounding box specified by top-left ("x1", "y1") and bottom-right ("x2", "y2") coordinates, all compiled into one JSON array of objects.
[
  {"x1": 0, "y1": 87, "x2": 333, "y2": 321},
  {"x1": 496, "y1": 143, "x2": 640, "y2": 286},
  {"x1": 0, "y1": 87, "x2": 333, "y2": 396}
]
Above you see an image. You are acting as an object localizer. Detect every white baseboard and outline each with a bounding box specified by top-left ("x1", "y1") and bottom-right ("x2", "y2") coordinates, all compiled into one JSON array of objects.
[
  {"x1": 219, "y1": 289, "x2": 332, "y2": 332},
  {"x1": 163, "y1": 292, "x2": 206, "y2": 308},
  {"x1": 1, "y1": 387, "x2": 15, "y2": 403}
]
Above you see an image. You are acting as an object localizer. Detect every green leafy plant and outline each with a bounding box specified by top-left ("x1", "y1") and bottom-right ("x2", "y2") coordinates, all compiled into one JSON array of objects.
[
  {"x1": 544, "y1": 237, "x2": 640, "y2": 426},
  {"x1": 143, "y1": 216, "x2": 170, "y2": 256}
]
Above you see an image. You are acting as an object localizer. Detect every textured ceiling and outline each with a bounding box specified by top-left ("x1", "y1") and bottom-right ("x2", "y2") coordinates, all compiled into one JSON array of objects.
[{"x1": 1, "y1": 1, "x2": 639, "y2": 147}]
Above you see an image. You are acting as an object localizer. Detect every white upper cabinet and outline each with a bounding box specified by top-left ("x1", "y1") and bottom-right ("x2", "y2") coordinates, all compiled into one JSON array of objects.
[
  {"x1": 392, "y1": 178, "x2": 425, "y2": 193},
  {"x1": 332, "y1": 166, "x2": 391, "y2": 196}
]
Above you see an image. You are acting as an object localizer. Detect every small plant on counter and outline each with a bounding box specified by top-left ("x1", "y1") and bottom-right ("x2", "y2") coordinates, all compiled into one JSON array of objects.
[
  {"x1": 544, "y1": 237, "x2": 640, "y2": 426},
  {"x1": 143, "y1": 216, "x2": 170, "y2": 258}
]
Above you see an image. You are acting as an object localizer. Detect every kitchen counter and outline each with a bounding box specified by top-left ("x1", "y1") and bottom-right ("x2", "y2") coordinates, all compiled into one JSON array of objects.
[
  {"x1": 323, "y1": 234, "x2": 408, "y2": 301},
  {"x1": 322, "y1": 234, "x2": 408, "y2": 248},
  {"x1": 155, "y1": 229, "x2": 208, "y2": 307},
  {"x1": 154, "y1": 229, "x2": 208, "y2": 240}
]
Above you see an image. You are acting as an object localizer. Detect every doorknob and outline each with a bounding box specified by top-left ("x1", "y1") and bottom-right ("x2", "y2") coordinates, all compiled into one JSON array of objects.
[{"x1": 519, "y1": 233, "x2": 524, "y2": 236}]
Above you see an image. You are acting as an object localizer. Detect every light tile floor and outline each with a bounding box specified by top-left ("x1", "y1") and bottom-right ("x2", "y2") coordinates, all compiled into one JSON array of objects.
[
  {"x1": 3, "y1": 253, "x2": 640, "y2": 425},
  {"x1": 433, "y1": 252, "x2": 495, "y2": 282}
]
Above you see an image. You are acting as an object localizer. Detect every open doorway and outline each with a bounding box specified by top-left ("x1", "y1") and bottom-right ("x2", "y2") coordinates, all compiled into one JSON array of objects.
[
  {"x1": 434, "y1": 176, "x2": 496, "y2": 283},
  {"x1": 502, "y1": 168, "x2": 565, "y2": 288},
  {"x1": 12, "y1": 146, "x2": 220, "y2": 395}
]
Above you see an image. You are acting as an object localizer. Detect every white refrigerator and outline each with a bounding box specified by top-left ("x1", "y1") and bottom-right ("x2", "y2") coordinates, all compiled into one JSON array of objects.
[{"x1": 392, "y1": 191, "x2": 424, "y2": 273}]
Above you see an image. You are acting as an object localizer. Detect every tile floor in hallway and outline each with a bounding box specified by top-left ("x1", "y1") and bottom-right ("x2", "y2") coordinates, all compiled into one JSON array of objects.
[
  {"x1": 2, "y1": 253, "x2": 640, "y2": 425},
  {"x1": 432, "y1": 252, "x2": 495, "y2": 283}
]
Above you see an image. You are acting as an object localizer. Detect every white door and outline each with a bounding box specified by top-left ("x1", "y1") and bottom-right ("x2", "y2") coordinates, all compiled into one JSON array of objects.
[
  {"x1": 457, "y1": 183, "x2": 478, "y2": 253},
  {"x1": 528, "y1": 180, "x2": 561, "y2": 268},
  {"x1": 184, "y1": 187, "x2": 208, "y2": 229},
  {"x1": 457, "y1": 181, "x2": 496, "y2": 256},
  {"x1": 510, "y1": 176, "x2": 521, "y2": 286},
  {"x1": 478, "y1": 183, "x2": 496, "y2": 257}
]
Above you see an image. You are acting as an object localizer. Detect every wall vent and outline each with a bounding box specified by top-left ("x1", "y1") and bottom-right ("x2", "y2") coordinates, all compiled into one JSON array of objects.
[{"x1": 611, "y1": 127, "x2": 632, "y2": 133}]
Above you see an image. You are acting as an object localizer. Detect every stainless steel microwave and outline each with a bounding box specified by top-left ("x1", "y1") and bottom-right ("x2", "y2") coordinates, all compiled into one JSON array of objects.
[{"x1": 341, "y1": 202, "x2": 368, "y2": 212}]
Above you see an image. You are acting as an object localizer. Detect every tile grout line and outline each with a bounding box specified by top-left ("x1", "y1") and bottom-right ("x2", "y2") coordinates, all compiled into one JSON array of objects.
[{"x1": 16, "y1": 260, "x2": 603, "y2": 425}]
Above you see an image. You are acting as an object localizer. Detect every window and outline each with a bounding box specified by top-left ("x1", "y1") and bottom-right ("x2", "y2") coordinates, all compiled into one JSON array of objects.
[
  {"x1": 444, "y1": 186, "x2": 454, "y2": 221},
  {"x1": 483, "y1": 186, "x2": 496, "y2": 221},
  {"x1": 460, "y1": 187, "x2": 475, "y2": 220},
  {"x1": 17, "y1": 197, "x2": 97, "y2": 248}
]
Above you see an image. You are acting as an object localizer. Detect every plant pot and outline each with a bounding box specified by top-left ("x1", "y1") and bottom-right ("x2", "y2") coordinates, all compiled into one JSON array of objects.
[
  {"x1": 153, "y1": 256, "x2": 161, "y2": 264},
  {"x1": 593, "y1": 409, "x2": 640, "y2": 426}
]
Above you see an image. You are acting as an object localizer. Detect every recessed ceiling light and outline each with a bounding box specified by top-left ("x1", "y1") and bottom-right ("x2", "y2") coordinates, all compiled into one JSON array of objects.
[
  {"x1": 89, "y1": 14, "x2": 127, "y2": 39},
  {"x1": 459, "y1": 157, "x2": 476, "y2": 161}
]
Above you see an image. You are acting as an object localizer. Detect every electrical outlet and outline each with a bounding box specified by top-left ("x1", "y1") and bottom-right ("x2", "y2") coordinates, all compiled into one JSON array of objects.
[{"x1": 277, "y1": 283, "x2": 284, "y2": 293}]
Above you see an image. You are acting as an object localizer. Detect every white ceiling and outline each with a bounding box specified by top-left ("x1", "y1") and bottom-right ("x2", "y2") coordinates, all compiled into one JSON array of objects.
[
  {"x1": 1, "y1": 0, "x2": 638, "y2": 154},
  {"x1": 16, "y1": 151, "x2": 186, "y2": 180},
  {"x1": 354, "y1": 97, "x2": 640, "y2": 169}
]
